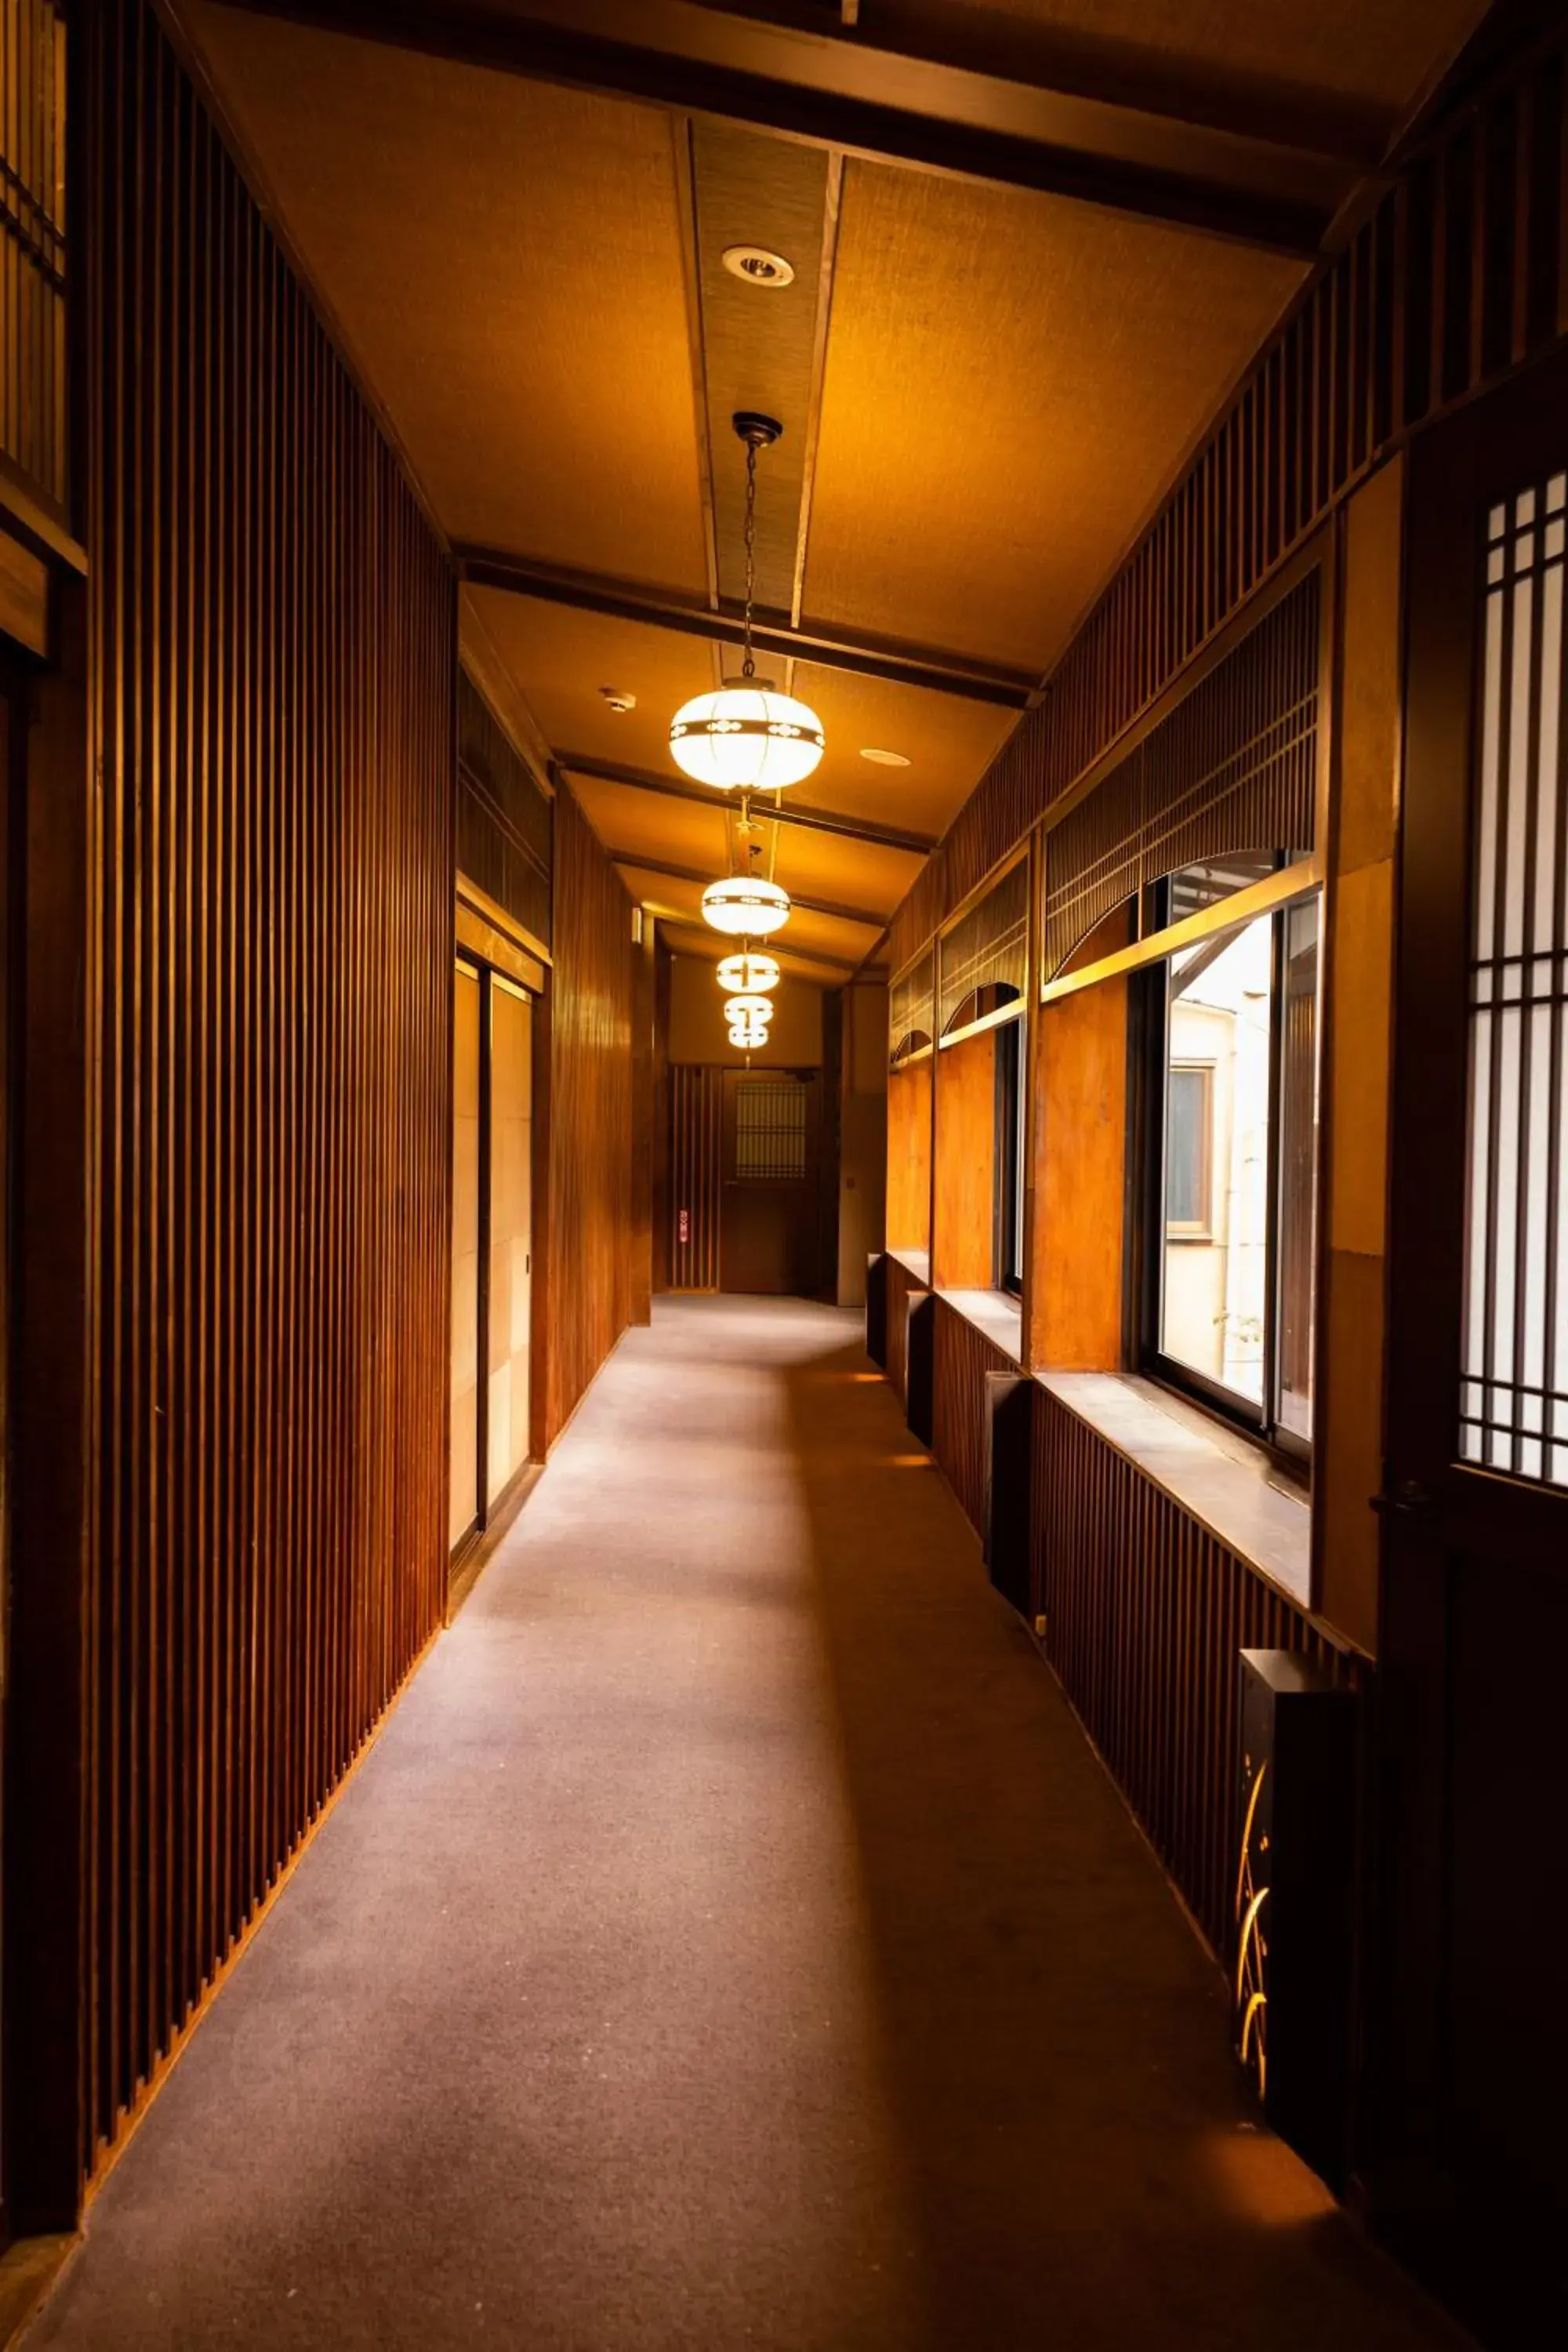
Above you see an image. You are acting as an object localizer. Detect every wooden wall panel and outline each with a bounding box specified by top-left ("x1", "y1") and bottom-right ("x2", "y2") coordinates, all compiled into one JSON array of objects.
[
  {"x1": 667, "y1": 1063, "x2": 722, "y2": 1290},
  {"x1": 0, "y1": 0, "x2": 68, "y2": 521},
  {"x1": 931, "y1": 1029, "x2": 996, "y2": 1292},
  {"x1": 545, "y1": 783, "x2": 634, "y2": 1443},
  {"x1": 456, "y1": 665, "x2": 552, "y2": 951},
  {"x1": 1031, "y1": 1385, "x2": 1356, "y2": 1958},
  {"x1": 884, "y1": 1056, "x2": 931, "y2": 1254},
  {"x1": 883, "y1": 1252, "x2": 924, "y2": 1406},
  {"x1": 71, "y1": 0, "x2": 455, "y2": 2195},
  {"x1": 1029, "y1": 979, "x2": 1127, "y2": 1371},
  {"x1": 931, "y1": 1298, "x2": 1016, "y2": 1535},
  {"x1": 887, "y1": 27, "x2": 1568, "y2": 971}
]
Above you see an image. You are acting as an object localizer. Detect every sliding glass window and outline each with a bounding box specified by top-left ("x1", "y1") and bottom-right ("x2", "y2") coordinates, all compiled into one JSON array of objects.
[{"x1": 1144, "y1": 877, "x2": 1320, "y2": 1457}]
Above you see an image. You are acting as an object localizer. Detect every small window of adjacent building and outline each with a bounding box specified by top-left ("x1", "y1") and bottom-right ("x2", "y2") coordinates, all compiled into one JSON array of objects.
[
  {"x1": 995, "y1": 1018, "x2": 1025, "y2": 1296},
  {"x1": 1144, "y1": 884, "x2": 1320, "y2": 1458}
]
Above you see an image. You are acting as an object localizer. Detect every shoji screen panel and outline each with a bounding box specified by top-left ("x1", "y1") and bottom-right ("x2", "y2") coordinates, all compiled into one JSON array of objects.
[{"x1": 79, "y1": 0, "x2": 454, "y2": 2184}]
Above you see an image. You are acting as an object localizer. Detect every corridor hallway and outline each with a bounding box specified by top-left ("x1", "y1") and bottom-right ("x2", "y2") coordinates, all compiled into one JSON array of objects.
[{"x1": 31, "y1": 1299, "x2": 1461, "y2": 2352}]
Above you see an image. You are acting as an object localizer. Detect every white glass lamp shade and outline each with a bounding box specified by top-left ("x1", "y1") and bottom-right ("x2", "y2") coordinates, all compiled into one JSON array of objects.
[
  {"x1": 670, "y1": 680, "x2": 825, "y2": 790},
  {"x1": 723, "y1": 994, "x2": 774, "y2": 1027},
  {"x1": 728, "y1": 1020, "x2": 768, "y2": 1048},
  {"x1": 701, "y1": 875, "x2": 791, "y2": 937},
  {"x1": 716, "y1": 951, "x2": 779, "y2": 993}
]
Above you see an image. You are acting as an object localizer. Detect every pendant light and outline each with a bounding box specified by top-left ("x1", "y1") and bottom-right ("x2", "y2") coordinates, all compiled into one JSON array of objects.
[
  {"x1": 716, "y1": 951, "x2": 779, "y2": 993},
  {"x1": 670, "y1": 414, "x2": 825, "y2": 792},
  {"x1": 701, "y1": 872, "x2": 790, "y2": 937}
]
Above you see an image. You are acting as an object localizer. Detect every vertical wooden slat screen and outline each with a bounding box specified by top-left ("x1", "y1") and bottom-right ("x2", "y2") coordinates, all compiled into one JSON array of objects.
[
  {"x1": 1040, "y1": 570, "x2": 1321, "y2": 978},
  {"x1": 79, "y1": 0, "x2": 454, "y2": 2186},
  {"x1": 545, "y1": 782, "x2": 634, "y2": 1444},
  {"x1": 667, "y1": 1064, "x2": 722, "y2": 1290},
  {"x1": 882, "y1": 1254, "x2": 924, "y2": 1406},
  {"x1": 456, "y1": 663, "x2": 552, "y2": 949},
  {"x1": 930, "y1": 1298, "x2": 1018, "y2": 1533},
  {"x1": 0, "y1": 0, "x2": 68, "y2": 517},
  {"x1": 887, "y1": 28, "x2": 1568, "y2": 971},
  {"x1": 1030, "y1": 1385, "x2": 1356, "y2": 1957}
]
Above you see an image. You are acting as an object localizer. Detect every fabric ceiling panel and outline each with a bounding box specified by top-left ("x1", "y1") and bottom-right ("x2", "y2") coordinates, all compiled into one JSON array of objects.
[
  {"x1": 782, "y1": 662, "x2": 1016, "y2": 839},
  {"x1": 467, "y1": 591, "x2": 717, "y2": 779},
  {"x1": 182, "y1": 4, "x2": 710, "y2": 589},
  {"x1": 691, "y1": 121, "x2": 829, "y2": 615},
  {"x1": 768, "y1": 827, "x2": 920, "y2": 917},
  {"x1": 804, "y1": 160, "x2": 1302, "y2": 671}
]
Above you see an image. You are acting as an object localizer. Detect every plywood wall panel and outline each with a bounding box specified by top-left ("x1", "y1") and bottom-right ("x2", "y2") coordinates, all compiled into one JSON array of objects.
[
  {"x1": 1030, "y1": 980, "x2": 1127, "y2": 1371},
  {"x1": 932, "y1": 1029, "x2": 996, "y2": 1292},
  {"x1": 885, "y1": 1057, "x2": 931, "y2": 1254},
  {"x1": 74, "y1": 0, "x2": 454, "y2": 2192}
]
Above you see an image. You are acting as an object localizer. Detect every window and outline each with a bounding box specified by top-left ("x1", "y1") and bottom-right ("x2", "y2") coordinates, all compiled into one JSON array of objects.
[
  {"x1": 995, "y1": 1018, "x2": 1025, "y2": 1295},
  {"x1": 1143, "y1": 884, "x2": 1320, "y2": 1457},
  {"x1": 735, "y1": 1079, "x2": 808, "y2": 1181}
]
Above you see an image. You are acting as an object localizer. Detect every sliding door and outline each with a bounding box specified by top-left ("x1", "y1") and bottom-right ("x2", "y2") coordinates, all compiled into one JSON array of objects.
[
  {"x1": 486, "y1": 974, "x2": 532, "y2": 1508},
  {"x1": 450, "y1": 958, "x2": 535, "y2": 1562}
]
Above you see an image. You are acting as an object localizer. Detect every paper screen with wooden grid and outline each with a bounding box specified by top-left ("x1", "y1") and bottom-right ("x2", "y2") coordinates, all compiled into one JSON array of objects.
[
  {"x1": 1040, "y1": 572, "x2": 1320, "y2": 979},
  {"x1": 1461, "y1": 470, "x2": 1568, "y2": 1486},
  {"x1": 938, "y1": 858, "x2": 1028, "y2": 1039},
  {"x1": 458, "y1": 664, "x2": 553, "y2": 949},
  {"x1": 735, "y1": 1078, "x2": 808, "y2": 1180},
  {"x1": 1, "y1": 0, "x2": 68, "y2": 517},
  {"x1": 889, "y1": 947, "x2": 935, "y2": 1066}
]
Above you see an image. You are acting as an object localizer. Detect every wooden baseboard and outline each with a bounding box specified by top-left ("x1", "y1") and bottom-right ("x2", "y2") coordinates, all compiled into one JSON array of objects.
[{"x1": 0, "y1": 2234, "x2": 76, "y2": 2347}]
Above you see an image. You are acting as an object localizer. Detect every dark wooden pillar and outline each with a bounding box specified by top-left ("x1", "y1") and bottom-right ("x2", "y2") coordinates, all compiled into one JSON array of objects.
[
  {"x1": 3, "y1": 581, "x2": 93, "y2": 2230},
  {"x1": 628, "y1": 913, "x2": 655, "y2": 1326}
]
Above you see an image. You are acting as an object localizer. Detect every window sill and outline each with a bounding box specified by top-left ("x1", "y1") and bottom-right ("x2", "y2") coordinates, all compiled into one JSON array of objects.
[
  {"x1": 886, "y1": 1247, "x2": 931, "y2": 1286},
  {"x1": 1036, "y1": 1370, "x2": 1311, "y2": 1608},
  {"x1": 938, "y1": 1288, "x2": 1024, "y2": 1365}
]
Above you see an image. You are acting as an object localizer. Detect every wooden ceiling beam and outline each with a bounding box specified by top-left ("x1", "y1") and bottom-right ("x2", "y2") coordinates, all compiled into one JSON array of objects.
[
  {"x1": 458, "y1": 545, "x2": 1036, "y2": 707},
  {"x1": 655, "y1": 917, "x2": 876, "y2": 978},
  {"x1": 559, "y1": 751, "x2": 935, "y2": 855},
  {"x1": 214, "y1": 0, "x2": 1348, "y2": 256},
  {"x1": 608, "y1": 848, "x2": 887, "y2": 930}
]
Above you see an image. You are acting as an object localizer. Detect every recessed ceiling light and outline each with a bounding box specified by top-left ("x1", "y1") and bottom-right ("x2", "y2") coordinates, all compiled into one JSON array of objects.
[
  {"x1": 860, "y1": 746, "x2": 910, "y2": 767},
  {"x1": 722, "y1": 245, "x2": 795, "y2": 289}
]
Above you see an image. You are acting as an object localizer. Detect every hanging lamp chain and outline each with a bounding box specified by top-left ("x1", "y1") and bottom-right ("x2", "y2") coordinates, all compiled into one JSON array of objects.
[{"x1": 742, "y1": 433, "x2": 758, "y2": 680}]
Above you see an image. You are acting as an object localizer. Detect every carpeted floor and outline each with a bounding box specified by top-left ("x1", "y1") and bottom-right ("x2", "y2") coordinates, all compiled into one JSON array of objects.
[{"x1": 30, "y1": 1297, "x2": 1468, "y2": 2350}]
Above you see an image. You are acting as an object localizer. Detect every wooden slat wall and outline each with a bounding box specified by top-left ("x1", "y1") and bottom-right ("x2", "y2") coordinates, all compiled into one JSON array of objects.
[
  {"x1": 887, "y1": 29, "x2": 1568, "y2": 971},
  {"x1": 1031, "y1": 1385, "x2": 1355, "y2": 1957},
  {"x1": 931, "y1": 1297, "x2": 1017, "y2": 1535},
  {"x1": 0, "y1": 0, "x2": 68, "y2": 518},
  {"x1": 79, "y1": 0, "x2": 454, "y2": 2185},
  {"x1": 667, "y1": 1062, "x2": 722, "y2": 1290},
  {"x1": 456, "y1": 664, "x2": 552, "y2": 950},
  {"x1": 545, "y1": 782, "x2": 635, "y2": 1443},
  {"x1": 883, "y1": 1251, "x2": 924, "y2": 1406}
]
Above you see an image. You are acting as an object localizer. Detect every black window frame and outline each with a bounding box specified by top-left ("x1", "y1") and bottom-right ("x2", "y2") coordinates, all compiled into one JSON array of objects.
[
  {"x1": 993, "y1": 1014, "x2": 1025, "y2": 1298},
  {"x1": 1135, "y1": 879, "x2": 1319, "y2": 1470}
]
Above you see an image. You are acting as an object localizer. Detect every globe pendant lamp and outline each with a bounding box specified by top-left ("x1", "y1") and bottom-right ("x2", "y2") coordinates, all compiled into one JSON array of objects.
[
  {"x1": 724, "y1": 993, "x2": 774, "y2": 1030},
  {"x1": 716, "y1": 951, "x2": 779, "y2": 993},
  {"x1": 669, "y1": 414, "x2": 825, "y2": 793},
  {"x1": 701, "y1": 873, "x2": 790, "y2": 937}
]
